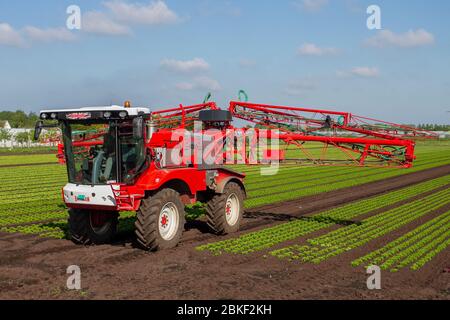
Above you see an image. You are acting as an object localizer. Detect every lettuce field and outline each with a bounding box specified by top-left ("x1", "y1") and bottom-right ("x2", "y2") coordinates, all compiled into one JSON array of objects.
[{"x1": 0, "y1": 140, "x2": 449, "y2": 299}]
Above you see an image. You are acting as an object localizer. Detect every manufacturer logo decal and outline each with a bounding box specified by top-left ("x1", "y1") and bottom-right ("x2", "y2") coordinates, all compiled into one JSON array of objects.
[{"x1": 66, "y1": 112, "x2": 91, "y2": 120}]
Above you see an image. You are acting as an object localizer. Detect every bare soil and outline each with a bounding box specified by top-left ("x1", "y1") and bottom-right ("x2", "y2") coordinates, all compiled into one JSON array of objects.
[{"x1": 0, "y1": 165, "x2": 449, "y2": 300}]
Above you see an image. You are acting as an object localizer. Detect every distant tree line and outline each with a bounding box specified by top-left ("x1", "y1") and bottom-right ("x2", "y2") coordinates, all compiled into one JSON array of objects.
[
  {"x1": 0, "y1": 110, "x2": 39, "y2": 128},
  {"x1": 254, "y1": 123, "x2": 449, "y2": 132},
  {"x1": 416, "y1": 124, "x2": 450, "y2": 131}
]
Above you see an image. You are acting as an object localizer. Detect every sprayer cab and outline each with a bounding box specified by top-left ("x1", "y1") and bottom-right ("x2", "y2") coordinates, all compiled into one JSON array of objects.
[{"x1": 37, "y1": 105, "x2": 150, "y2": 186}]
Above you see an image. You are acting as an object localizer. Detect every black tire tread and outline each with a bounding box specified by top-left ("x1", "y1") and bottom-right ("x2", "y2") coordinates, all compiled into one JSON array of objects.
[
  {"x1": 135, "y1": 188, "x2": 185, "y2": 251},
  {"x1": 205, "y1": 182, "x2": 244, "y2": 235},
  {"x1": 68, "y1": 209, "x2": 118, "y2": 245}
]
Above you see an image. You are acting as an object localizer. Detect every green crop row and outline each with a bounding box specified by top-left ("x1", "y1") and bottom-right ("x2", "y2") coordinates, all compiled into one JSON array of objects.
[
  {"x1": 0, "y1": 170, "x2": 65, "y2": 182},
  {"x1": 245, "y1": 156, "x2": 450, "y2": 208},
  {"x1": 270, "y1": 188, "x2": 450, "y2": 263},
  {"x1": 0, "y1": 182, "x2": 67, "y2": 195},
  {"x1": 246, "y1": 152, "x2": 448, "y2": 188},
  {"x1": 239, "y1": 150, "x2": 450, "y2": 180},
  {"x1": 228, "y1": 148, "x2": 448, "y2": 180},
  {"x1": 0, "y1": 211, "x2": 136, "y2": 239},
  {"x1": 0, "y1": 174, "x2": 67, "y2": 188},
  {"x1": 244, "y1": 163, "x2": 350, "y2": 181},
  {"x1": 196, "y1": 175, "x2": 450, "y2": 255},
  {"x1": 246, "y1": 166, "x2": 370, "y2": 192},
  {"x1": 0, "y1": 154, "x2": 58, "y2": 166},
  {"x1": 0, "y1": 198, "x2": 63, "y2": 218},
  {"x1": 0, "y1": 178, "x2": 66, "y2": 190},
  {"x1": 351, "y1": 210, "x2": 450, "y2": 271},
  {"x1": 0, "y1": 187, "x2": 62, "y2": 199},
  {"x1": 0, "y1": 202, "x2": 65, "y2": 217},
  {"x1": 0, "y1": 165, "x2": 65, "y2": 180},
  {"x1": 0, "y1": 192, "x2": 62, "y2": 206},
  {"x1": 0, "y1": 184, "x2": 63, "y2": 197},
  {"x1": 231, "y1": 142, "x2": 450, "y2": 171},
  {"x1": 0, "y1": 143, "x2": 448, "y2": 241},
  {"x1": 0, "y1": 220, "x2": 68, "y2": 238},
  {"x1": 0, "y1": 211, "x2": 67, "y2": 227}
]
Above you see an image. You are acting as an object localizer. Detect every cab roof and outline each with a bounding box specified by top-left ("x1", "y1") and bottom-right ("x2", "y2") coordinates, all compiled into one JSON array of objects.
[{"x1": 40, "y1": 105, "x2": 151, "y2": 116}]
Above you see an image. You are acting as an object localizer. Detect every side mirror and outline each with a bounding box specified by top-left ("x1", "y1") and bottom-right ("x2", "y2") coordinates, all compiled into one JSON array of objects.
[
  {"x1": 34, "y1": 121, "x2": 43, "y2": 141},
  {"x1": 133, "y1": 117, "x2": 144, "y2": 139}
]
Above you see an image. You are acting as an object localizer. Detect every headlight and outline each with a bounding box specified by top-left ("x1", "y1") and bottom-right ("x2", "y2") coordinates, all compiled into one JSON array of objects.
[
  {"x1": 50, "y1": 113, "x2": 57, "y2": 119},
  {"x1": 41, "y1": 113, "x2": 48, "y2": 119},
  {"x1": 104, "y1": 112, "x2": 112, "y2": 118},
  {"x1": 119, "y1": 111, "x2": 127, "y2": 118}
]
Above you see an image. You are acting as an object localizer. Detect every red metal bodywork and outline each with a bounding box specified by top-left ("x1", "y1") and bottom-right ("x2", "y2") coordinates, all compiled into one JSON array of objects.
[
  {"x1": 228, "y1": 101, "x2": 436, "y2": 168},
  {"x1": 63, "y1": 102, "x2": 243, "y2": 212},
  {"x1": 62, "y1": 99, "x2": 434, "y2": 212},
  {"x1": 151, "y1": 102, "x2": 218, "y2": 128}
]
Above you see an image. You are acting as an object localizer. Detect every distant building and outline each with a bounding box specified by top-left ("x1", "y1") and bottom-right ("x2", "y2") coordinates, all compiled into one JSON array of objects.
[
  {"x1": 0, "y1": 120, "x2": 11, "y2": 129},
  {"x1": 435, "y1": 131, "x2": 450, "y2": 139}
]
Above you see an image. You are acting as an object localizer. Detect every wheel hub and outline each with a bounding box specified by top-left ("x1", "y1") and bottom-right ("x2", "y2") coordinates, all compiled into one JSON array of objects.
[
  {"x1": 161, "y1": 214, "x2": 169, "y2": 228},
  {"x1": 158, "y1": 202, "x2": 179, "y2": 241},
  {"x1": 225, "y1": 193, "x2": 239, "y2": 226}
]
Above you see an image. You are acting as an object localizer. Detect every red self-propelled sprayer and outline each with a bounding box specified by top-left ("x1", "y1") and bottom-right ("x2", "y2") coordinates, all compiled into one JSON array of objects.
[{"x1": 34, "y1": 94, "x2": 436, "y2": 250}]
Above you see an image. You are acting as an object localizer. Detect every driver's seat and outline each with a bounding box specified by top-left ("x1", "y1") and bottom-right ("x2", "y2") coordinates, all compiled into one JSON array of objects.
[
  {"x1": 92, "y1": 151, "x2": 114, "y2": 184},
  {"x1": 100, "y1": 157, "x2": 114, "y2": 182},
  {"x1": 91, "y1": 151, "x2": 105, "y2": 184}
]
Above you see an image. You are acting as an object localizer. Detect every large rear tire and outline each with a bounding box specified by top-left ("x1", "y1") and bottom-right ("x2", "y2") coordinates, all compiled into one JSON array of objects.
[
  {"x1": 135, "y1": 189, "x2": 186, "y2": 251},
  {"x1": 68, "y1": 209, "x2": 118, "y2": 245},
  {"x1": 206, "y1": 182, "x2": 244, "y2": 235}
]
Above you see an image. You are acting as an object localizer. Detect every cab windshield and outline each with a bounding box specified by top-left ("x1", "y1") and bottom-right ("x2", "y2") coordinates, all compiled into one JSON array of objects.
[{"x1": 61, "y1": 120, "x2": 145, "y2": 185}]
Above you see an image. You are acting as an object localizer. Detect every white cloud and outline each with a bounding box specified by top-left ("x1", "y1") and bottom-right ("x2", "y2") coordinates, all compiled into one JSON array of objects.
[
  {"x1": 298, "y1": 43, "x2": 339, "y2": 56},
  {"x1": 176, "y1": 76, "x2": 221, "y2": 91},
  {"x1": 1, "y1": 1, "x2": 181, "y2": 45},
  {"x1": 365, "y1": 29, "x2": 435, "y2": 48},
  {"x1": 294, "y1": 0, "x2": 328, "y2": 12},
  {"x1": 104, "y1": 0, "x2": 179, "y2": 25},
  {"x1": 161, "y1": 58, "x2": 210, "y2": 73},
  {"x1": 351, "y1": 67, "x2": 380, "y2": 77},
  {"x1": 0, "y1": 23, "x2": 25, "y2": 47},
  {"x1": 337, "y1": 67, "x2": 380, "y2": 78},
  {"x1": 24, "y1": 26, "x2": 76, "y2": 43},
  {"x1": 82, "y1": 11, "x2": 131, "y2": 36}
]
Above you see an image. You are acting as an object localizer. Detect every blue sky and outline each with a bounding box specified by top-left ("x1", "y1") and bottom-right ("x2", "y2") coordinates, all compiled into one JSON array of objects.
[{"x1": 0, "y1": 0, "x2": 449, "y2": 124}]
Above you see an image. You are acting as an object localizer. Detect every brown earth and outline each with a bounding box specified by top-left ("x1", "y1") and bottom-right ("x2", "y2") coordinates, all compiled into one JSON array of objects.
[{"x1": 0, "y1": 165, "x2": 449, "y2": 300}]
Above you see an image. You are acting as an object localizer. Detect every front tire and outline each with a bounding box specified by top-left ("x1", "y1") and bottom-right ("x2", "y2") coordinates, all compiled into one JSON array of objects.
[
  {"x1": 68, "y1": 209, "x2": 118, "y2": 245},
  {"x1": 206, "y1": 182, "x2": 245, "y2": 235},
  {"x1": 135, "y1": 189, "x2": 186, "y2": 251}
]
